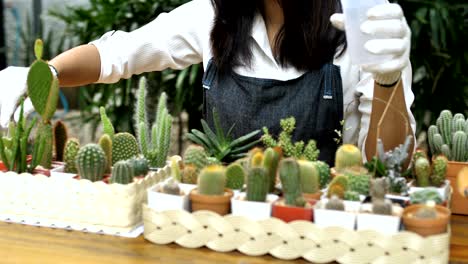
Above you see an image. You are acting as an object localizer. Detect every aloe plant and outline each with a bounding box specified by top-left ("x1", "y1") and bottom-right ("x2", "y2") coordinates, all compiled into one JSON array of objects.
[{"x1": 186, "y1": 109, "x2": 261, "y2": 163}]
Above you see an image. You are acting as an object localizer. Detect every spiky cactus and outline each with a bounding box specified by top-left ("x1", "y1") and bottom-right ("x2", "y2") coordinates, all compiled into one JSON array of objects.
[
  {"x1": 410, "y1": 188, "x2": 443, "y2": 205},
  {"x1": 64, "y1": 138, "x2": 80, "y2": 173},
  {"x1": 298, "y1": 160, "x2": 320, "y2": 194},
  {"x1": 98, "y1": 134, "x2": 112, "y2": 173},
  {"x1": 110, "y1": 160, "x2": 134, "y2": 184},
  {"x1": 183, "y1": 145, "x2": 209, "y2": 172},
  {"x1": 75, "y1": 144, "x2": 106, "y2": 182},
  {"x1": 414, "y1": 157, "x2": 431, "y2": 187},
  {"x1": 263, "y1": 147, "x2": 280, "y2": 192},
  {"x1": 162, "y1": 178, "x2": 181, "y2": 195},
  {"x1": 251, "y1": 151, "x2": 264, "y2": 167},
  {"x1": 129, "y1": 157, "x2": 149, "y2": 177},
  {"x1": 197, "y1": 165, "x2": 226, "y2": 195},
  {"x1": 100, "y1": 107, "x2": 115, "y2": 140},
  {"x1": 112, "y1": 132, "x2": 140, "y2": 165},
  {"x1": 431, "y1": 155, "x2": 448, "y2": 187},
  {"x1": 414, "y1": 201, "x2": 438, "y2": 219},
  {"x1": 325, "y1": 195, "x2": 345, "y2": 211},
  {"x1": 346, "y1": 172, "x2": 370, "y2": 196},
  {"x1": 246, "y1": 167, "x2": 269, "y2": 202},
  {"x1": 53, "y1": 121, "x2": 68, "y2": 162},
  {"x1": 182, "y1": 164, "x2": 198, "y2": 184},
  {"x1": 314, "y1": 160, "x2": 331, "y2": 189},
  {"x1": 452, "y1": 131, "x2": 467, "y2": 162},
  {"x1": 279, "y1": 158, "x2": 305, "y2": 207},
  {"x1": 372, "y1": 199, "x2": 393, "y2": 215},
  {"x1": 335, "y1": 144, "x2": 362, "y2": 172},
  {"x1": 327, "y1": 184, "x2": 345, "y2": 199},
  {"x1": 344, "y1": 190, "x2": 360, "y2": 201},
  {"x1": 225, "y1": 163, "x2": 246, "y2": 190}
]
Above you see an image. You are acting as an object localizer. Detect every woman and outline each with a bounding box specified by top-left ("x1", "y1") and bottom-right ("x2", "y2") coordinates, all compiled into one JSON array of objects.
[{"x1": 0, "y1": 0, "x2": 415, "y2": 165}]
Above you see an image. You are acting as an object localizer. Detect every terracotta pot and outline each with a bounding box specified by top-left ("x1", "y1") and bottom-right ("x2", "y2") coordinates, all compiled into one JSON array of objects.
[
  {"x1": 303, "y1": 191, "x2": 322, "y2": 200},
  {"x1": 446, "y1": 161, "x2": 468, "y2": 215},
  {"x1": 0, "y1": 162, "x2": 7, "y2": 172},
  {"x1": 402, "y1": 204, "x2": 451, "y2": 237},
  {"x1": 272, "y1": 199, "x2": 316, "y2": 223},
  {"x1": 190, "y1": 188, "x2": 233, "y2": 215}
]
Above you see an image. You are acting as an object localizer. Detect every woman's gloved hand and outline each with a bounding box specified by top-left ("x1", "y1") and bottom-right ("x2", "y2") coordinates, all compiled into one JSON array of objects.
[
  {"x1": 330, "y1": 3, "x2": 411, "y2": 86},
  {"x1": 0, "y1": 66, "x2": 35, "y2": 128}
]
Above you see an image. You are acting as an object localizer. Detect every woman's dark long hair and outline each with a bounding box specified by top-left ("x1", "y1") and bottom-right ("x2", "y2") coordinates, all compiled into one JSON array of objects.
[{"x1": 210, "y1": 0, "x2": 346, "y2": 72}]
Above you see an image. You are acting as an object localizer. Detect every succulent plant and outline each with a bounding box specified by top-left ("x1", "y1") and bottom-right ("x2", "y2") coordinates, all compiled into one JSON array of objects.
[
  {"x1": 197, "y1": 165, "x2": 226, "y2": 196},
  {"x1": 262, "y1": 117, "x2": 319, "y2": 161},
  {"x1": 344, "y1": 190, "x2": 360, "y2": 201},
  {"x1": 346, "y1": 171, "x2": 370, "y2": 196},
  {"x1": 129, "y1": 157, "x2": 149, "y2": 177},
  {"x1": 325, "y1": 195, "x2": 345, "y2": 211},
  {"x1": 298, "y1": 160, "x2": 320, "y2": 194},
  {"x1": 53, "y1": 120, "x2": 68, "y2": 162},
  {"x1": 225, "y1": 163, "x2": 246, "y2": 190},
  {"x1": 246, "y1": 167, "x2": 269, "y2": 202},
  {"x1": 183, "y1": 145, "x2": 209, "y2": 172},
  {"x1": 335, "y1": 144, "x2": 362, "y2": 172},
  {"x1": 64, "y1": 138, "x2": 80, "y2": 173},
  {"x1": 263, "y1": 147, "x2": 280, "y2": 192},
  {"x1": 279, "y1": 158, "x2": 305, "y2": 207},
  {"x1": 430, "y1": 155, "x2": 448, "y2": 187},
  {"x1": 182, "y1": 164, "x2": 198, "y2": 184},
  {"x1": 110, "y1": 160, "x2": 134, "y2": 184},
  {"x1": 414, "y1": 201, "x2": 438, "y2": 219},
  {"x1": 112, "y1": 132, "x2": 140, "y2": 165},
  {"x1": 410, "y1": 188, "x2": 443, "y2": 205},
  {"x1": 314, "y1": 160, "x2": 331, "y2": 189},
  {"x1": 414, "y1": 156, "x2": 431, "y2": 187},
  {"x1": 98, "y1": 134, "x2": 112, "y2": 173},
  {"x1": 186, "y1": 108, "x2": 261, "y2": 163},
  {"x1": 372, "y1": 199, "x2": 393, "y2": 215},
  {"x1": 75, "y1": 144, "x2": 106, "y2": 182},
  {"x1": 33, "y1": 123, "x2": 54, "y2": 169},
  {"x1": 428, "y1": 110, "x2": 467, "y2": 161}
]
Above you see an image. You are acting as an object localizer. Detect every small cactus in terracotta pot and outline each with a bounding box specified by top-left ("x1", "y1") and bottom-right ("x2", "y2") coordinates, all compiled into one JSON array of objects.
[{"x1": 402, "y1": 201, "x2": 451, "y2": 237}]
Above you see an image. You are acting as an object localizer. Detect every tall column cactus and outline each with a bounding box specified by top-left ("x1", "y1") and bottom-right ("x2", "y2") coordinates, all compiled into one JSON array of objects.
[
  {"x1": 64, "y1": 138, "x2": 80, "y2": 173},
  {"x1": 279, "y1": 158, "x2": 305, "y2": 207},
  {"x1": 263, "y1": 147, "x2": 280, "y2": 192}
]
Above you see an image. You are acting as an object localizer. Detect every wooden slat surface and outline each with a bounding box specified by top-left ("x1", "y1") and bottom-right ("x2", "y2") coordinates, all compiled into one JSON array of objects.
[{"x1": 0, "y1": 215, "x2": 466, "y2": 264}]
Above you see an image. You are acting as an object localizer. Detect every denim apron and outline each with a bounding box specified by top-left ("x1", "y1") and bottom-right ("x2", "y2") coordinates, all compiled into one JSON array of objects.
[{"x1": 202, "y1": 60, "x2": 343, "y2": 165}]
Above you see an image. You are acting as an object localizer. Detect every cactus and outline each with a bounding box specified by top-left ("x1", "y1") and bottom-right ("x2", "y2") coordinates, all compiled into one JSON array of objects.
[
  {"x1": 431, "y1": 155, "x2": 448, "y2": 187},
  {"x1": 372, "y1": 199, "x2": 392, "y2": 215},
  {"x1": 64, "y1": 138, "x2": 80, "y2": 173},
  {"x1": 441, "y1": 144, "x2": 451, "y2": 160},
  {"x1": 314, "y1": 160, "x2": 331, "y2": 188},
  {"x1": 414, "y1": 201, "x2": 438, "y2": 219},
  {"x1": 325, "y1": 195, "x2": 345, "y2": 211},
  {"x1": 33, "y1": 123, "x2": 53, "y2": 169},
  {"x1": 197, "y1": 165, "x2": 226, "y2": 195},
  {"x1": 129, "y1": 157, "x2": 149, "y2": 177},
  {"x1": 53, "y1": 121, "x2": 68, "y2": 162},
  {"x1": 452, "y1": 131, "x2": 467, "y2": 161},
  {"x1": 112, "y1": 132, "x2": 140, "y2": 165},
  {"x1": 134, "y1": 77, "x2": 148, "y2": 155},
  {"x1": 344, "y1": 190, "x2": 360, "y2": 201},
  {"x1": 329, "y1": 174, "x2": 348, "y2": 190},
  {"x1": 279, "y1": 158, "x2": 305, "y2": 207},
  {"x1": 427, "y1": 125, "x2": 438, "y2": 156},
  {"x1": 298, "y1": 160, "x2": 320, "y2": 194},
  {"x1": 75, "y1": 144, "x2": 106, "y2": 182},
  {"x1": 263, "y1": 147, "x2": 280, "y2": 192},
  {"x1": 414, "y1": 157, "x2": 431, "y2": 187},
  {"x1": 170, "y1": 156, "x2": 181, "y2": 182},
  {"x1": 225, "y1": 163, "x2": 246, "y2": 190},
  {"x1": 100, "y1": 107, "x2": 115, "y2": 140},
  {"x1": 251, "y1": 151, "x2": 264, "y2": 167},
  {"x1": 162, "y1": 178, "x2": 181, "y2": 195},
  {"x1": 410, "y1": 188, "x2": 443, "y2": 205},
  {"x1": 370, "y1": 178, "x2": 389, "y2": 200},
  {"x1": 438, "y1": 110, "x2": 453, "y2": 146},
  {"x1": 346, "y1": 172, "x2": 370, "y2": 196},
  {"x1": 183, "y1": 145, "x2": 209, "y2": 171},
  {"x1": 181, "y1": 164, "x2": 198, "y2": 184},
  {"x1": 110, "y1": 160, "x2": 134, "y2": 184},
  {"x1": 246, "y1": 167, "x2": 269, "y2": 202},
  {"x1": 327, "y1": 184, "x2": 345, "y2": 199},
  {"x1": 335, "y1": 144, "x2": 362, "y2": 172},
  {"x1": 98, "y1": 134, "x2": 112, "y2": 173}
]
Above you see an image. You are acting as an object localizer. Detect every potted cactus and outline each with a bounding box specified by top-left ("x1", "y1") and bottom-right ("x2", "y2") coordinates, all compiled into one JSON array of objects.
[
  {"x1": 356, "y1": 178, "x2": 403, "y2": 235},
  {"x1": 427, "y1": 110, "x2": 468, "y2": 214},
  {"x1": 313, "y1": 195, "x2": 357, "y2": 230},
  {"x1": 231, "y1": 152, "x2": 279, "y2": 220},
  {"x1": 409, "y1": 188, "x2": 444, "y2": 206},
  {"x1": 402, "y1": 201, "x2": 451, "y2": 237},
  {"x1": 298, "y1": 160, "x2": 322, "y2": 200},
  {"x1": 75, "y1": 144, "x2": 107, "y2": 182},
  {"x1": 189, "y1": 165, "x2": 233, "y2": 215},
  {"x1": 331, "y1": 144, "x2": 363, "y2": 178},
  {"x1": 410, "y1": 154, "x2": 450, "y2": 201},
  {"x1": 271, "y1": 158, "x2": 316, "y2": 222}
]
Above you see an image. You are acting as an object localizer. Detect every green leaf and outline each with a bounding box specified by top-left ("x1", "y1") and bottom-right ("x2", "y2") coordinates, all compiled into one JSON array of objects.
[
  {"x1": 27, "y1": 60, "x2": 59, "y2": 121},
  {"x1": 201, "y1": 119, "x2": 222, "y2": 150},
  {"x1": 229, "y1": 129, "x2": 261, "y2": 148}
]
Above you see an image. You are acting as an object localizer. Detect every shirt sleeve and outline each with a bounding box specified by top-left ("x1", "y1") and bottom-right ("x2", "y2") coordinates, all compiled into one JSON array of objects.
[
  {"x1": 89, "y1": 0, "x2": 213, "y2": 84},
  {"x1": 355, "y1": 62, "x2": 416, "y2": 159}
]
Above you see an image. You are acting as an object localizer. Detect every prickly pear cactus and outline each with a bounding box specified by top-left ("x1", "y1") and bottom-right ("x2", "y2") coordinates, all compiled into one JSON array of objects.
[
  {"x1": 98, "y1": 134, "x2": 112, "y2": 173},
  {"x1": 110, "y1": 160, "x2": 134, "y2": 184},
  {"x1": 64, "y1": 138, "x2": 80, "y2": 173},
  {"x1": 431, "y1": 155, "x2": 448, "y2": 187},
  {"x1": 112, "y1": 132, "x2": 140, "y2": 165},
  {"x1": 75, "y1": 144, "x2": 106, "y2": 182},
  {"x1": 335, "y1": 144, "x2": 362, "y2": 172},
  {"x1": 197, "y1": 165, "x2": 226, "y2": 195},
  {"x1": 225, "y1": 163, "x2": 246, "y2": 190},
  {"x1": 53, "y1": 121, "x2": 68, "y2": 162}
]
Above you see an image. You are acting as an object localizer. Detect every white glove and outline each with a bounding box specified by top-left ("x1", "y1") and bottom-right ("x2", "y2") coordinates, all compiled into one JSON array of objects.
[
  {"x1": 330, "y1": 3, "x2": 411, "y2": 85},
  {"x1": 0, "y1": 66, "x2": 35, "y2": 128}
]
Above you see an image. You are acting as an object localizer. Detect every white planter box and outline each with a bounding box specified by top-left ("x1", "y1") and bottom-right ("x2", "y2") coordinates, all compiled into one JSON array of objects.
[
  {"x1": 408, "y1": 180, "x2": 450, "y2": 201},
  {"x1": 147, "y1": 186, "x2": 190, "y2": 212},
  {"x1": 356, "y1": 204, "x2": 403, "y2": 235},
  {"x1": 313, "y1": 201, "x2": 357, "y2": 230},
  {"x1": 231, "y1": 193, "x2": 279, "y2": 221},
  {"x1": 50, "y1": 165, "x2": 77, "y2": 179}
]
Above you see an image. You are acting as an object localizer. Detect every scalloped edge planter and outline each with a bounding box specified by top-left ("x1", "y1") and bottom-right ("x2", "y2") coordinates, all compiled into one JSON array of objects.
[
  {"x1": 409, "y1": 180, "x2": 450, "y2": 202},
  {"x1": 356, "y1": 203, "x2": 403, "y2": 235},
  {"x1": 0, "y1": 156, "x2": 178, "y2": 236},
  {"x1": 313, "y1": 200, "x2": 357, "y2": 230},
  {"x1": 231, "y1": 193, "x2": 279, "y2": 221}
]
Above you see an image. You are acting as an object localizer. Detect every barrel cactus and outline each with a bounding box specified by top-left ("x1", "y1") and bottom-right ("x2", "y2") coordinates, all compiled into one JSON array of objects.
[
  {"x1": 64, "y1": 138, "x2": 80, "y2": 173},
  {"x1": 112, "y1": 132, "x2": 140, "y2": 165},
  {"x1": 75, "y1": 144, "x2": 106, "y2": 182},
  {"x1": 298, "y1": 160, "x2": 320, "y2": 194},
  {"x1": 110, "y1": 160, "x2": 134, "y2": 184},
  {"x1": 279, "y1": 158, "x2": 305, "y2": 207},
  {"x1": 414, "y1": 157, "x2": 431, "y2": 187},
  {"x1": 428, "y1": 110, "x2": 467, "y2": 161},
  {"x1": 225, "y1": 163, "x2": 246, "y2": 190},
  {"x1": 246, "y1": 167, "x2": 269, "y2": 202},
  {"x1": 431, "y1": 155, "x2": 448, "y2": 187},
  {"x1": 335, "y1": 144, "x2": 362, "y2": 172},
  {"x1": 197, "y1": 165, "x2": 226, "y2": 195},
  {"x1": 183, "y1": 145, "x2": 209, "y2": 172}
]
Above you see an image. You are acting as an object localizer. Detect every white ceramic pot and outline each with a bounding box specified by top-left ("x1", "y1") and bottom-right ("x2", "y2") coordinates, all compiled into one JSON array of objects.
[
  {"x1": 231, "y1": 193, "x2": 279, "y2": 221},
  {"x1": 313, "y1": 201, "x2": 357, "y2": 230},
  {"x1": 49, "y1": 165, "x2": 77, "y2": 179},
  {"x1": 356, "y1": 203, "x2": 403, "y2": 235},
  {"x1": 147, "y1": 183, "x2": 193, "y2": 212},
  {"x1": 408, "y1": 180, "x2": 451, "y2": 201}
]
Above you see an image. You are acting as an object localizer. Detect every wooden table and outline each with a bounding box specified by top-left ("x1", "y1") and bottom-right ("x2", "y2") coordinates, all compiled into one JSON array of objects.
[{"x1": 1, "y1": 215, "x2": 467, "y2": 264}]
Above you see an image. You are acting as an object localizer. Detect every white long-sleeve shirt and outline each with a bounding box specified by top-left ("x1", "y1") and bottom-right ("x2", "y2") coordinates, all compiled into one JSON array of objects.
[{"x1": 90, "y1": 0, "x2": 416, "y2": 154}]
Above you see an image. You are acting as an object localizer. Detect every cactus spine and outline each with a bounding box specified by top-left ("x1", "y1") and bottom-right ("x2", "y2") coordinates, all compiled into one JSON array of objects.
[
  {"x1": 53, "y1": 121, "x2": 68, "y2": 162},
  {"x1": 76, "y1": 144, "x2": 106, "y2": 182},
  {"x1": 246, "y1": 167, "x2": 269, "y2": 202},
  {"x1": 110, "y1": 160, "x2": 134, "y2": 184},
  {"x1": 279, "y1": 158, "x2": 305, "y2": 207},
  {"x1": 112, "y1": 132, "x2": 140, "y2": 165},
  {"x1": 335, "y1": 144, "x2": 362, "y2": 172},
  {"x1": 197, "y1": 165, "x2": 226, "y2": 195},
  {"x1": 415, "y1": 157, "x2": 431, "y2": 187},
  {"x1": 64, "y1": 138, "x2": 80, "y2": 173},
  {"x1": 298, "y1": 160, "x2": 320, "y2": 194},
  {"x1": 431, "y1": 155, "x2": 448, "y2": 187},
  {"x1": 225, "y1": 163, "x2": 246, "y2": 190},
  {"x1": 452, "y1": 131, "x2": 467, "y2": 161},
  {"x1": 325, "y1": 195, "x2": 345, "y2": 211},
  {"x1": 98, "y1": 134, "x2": 112, "y2": 173},
  {"x1": 263, "y1": 147, "x2": 280, "y2": 192}
]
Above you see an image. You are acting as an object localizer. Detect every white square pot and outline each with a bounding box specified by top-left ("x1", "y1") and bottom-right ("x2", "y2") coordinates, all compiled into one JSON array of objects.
[
  {"x1": 50, "y1": 165, "x2": 77, "y2": 179},
  {"x1": 313, "y1": 201, "x2": 357, "y2": 230},
  {"x1": 356, "y1": 204, "x2": 403, "y2": 235},
  {"x1": 147, "y1": 184, "x2": 191, "y2": 212},
  {"x1": 231, "y1": 193, "x2": 279, "y2": 221},
  {"x1": 408, "y1": 180, "x2": 451, "y2": 201}
]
